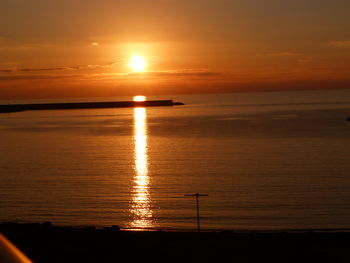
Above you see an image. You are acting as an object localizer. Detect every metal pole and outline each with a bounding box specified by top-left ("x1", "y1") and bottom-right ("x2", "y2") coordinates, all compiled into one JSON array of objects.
[
  {"x1": 196, "y1": 194, "x2": 200, "y2": 232},
  {"x1": 184, "y1": 193, "x2": 208, "y2": 232}
]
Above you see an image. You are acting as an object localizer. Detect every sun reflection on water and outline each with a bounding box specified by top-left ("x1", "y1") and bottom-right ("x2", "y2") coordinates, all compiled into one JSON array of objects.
[{"x1": 130, "y1": 107, "x2": 154, "y2": 228}]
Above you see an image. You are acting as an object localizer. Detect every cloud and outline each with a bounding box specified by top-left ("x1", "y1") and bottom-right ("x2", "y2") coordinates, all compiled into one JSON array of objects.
[
  {"x1": 91, "y1": 42, "x2": 99, "y2": 46},
  {"x1": 297, "y1": 59, "x2": 309, "y2": 63},
  {"x1": 0, "y1": 65, "x2": 222, "y2": 82},
  {"x1": 262, "y1": 52, "x2": 299, "y2": 57},
  {"x1": 89, "y1": 69, "x2": 223, "y2": 79},
  {"x1": 0, "y1": 62, "x2": 121, "y2": 73},
  {"x1": 0, "y1": 74, "x2": 79, "y2": 81},
  {"x1": 125, "y1": 69, "x2": 223, "y2": 77},
  {"x1": 0, "y1": 69, "x2": 14, "y2": 73},
  {"x1": 20, "y1": 67, "x2": 74, "y2": 72},
  {"x1": 0, "y1": 66, "x2": 78, "y2": 73},
  {"x1": 0, "y1": 38, "x2": 52, "y2": 51},
  {"x1": 329, "y1": 40, "x2": 350, "y2": 48}
]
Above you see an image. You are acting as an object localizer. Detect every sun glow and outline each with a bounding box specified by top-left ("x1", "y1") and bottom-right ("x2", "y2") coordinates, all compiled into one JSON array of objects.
[
  {"x1": 130, "y1": 56, "x2": 146, "y2": 72},
  {"x1": 133, "y1": 95, "x2": 146, "y2": 102}
]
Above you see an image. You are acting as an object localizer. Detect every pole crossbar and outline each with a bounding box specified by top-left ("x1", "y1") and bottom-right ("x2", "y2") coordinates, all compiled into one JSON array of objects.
[
  {"x1": 184, "y1": 194, "x2": 208, "y2": 197},
  {"x1": 184, "y1": 193, "x2": 208, "y2": 232}
]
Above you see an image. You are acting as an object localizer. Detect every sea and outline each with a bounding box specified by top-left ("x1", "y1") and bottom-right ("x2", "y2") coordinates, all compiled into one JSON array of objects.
[{"x1": 1, "y1": 89, "x2": 350, "y2": 231}]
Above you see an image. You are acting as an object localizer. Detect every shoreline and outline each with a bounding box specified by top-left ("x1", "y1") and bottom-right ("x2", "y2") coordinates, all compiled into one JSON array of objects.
[
  {"x1": 1, "y1": 222, "x2": 349, "y2": 262},
  {"x1": 3, "y1": 221, "x2": 350, "y2": 233}
]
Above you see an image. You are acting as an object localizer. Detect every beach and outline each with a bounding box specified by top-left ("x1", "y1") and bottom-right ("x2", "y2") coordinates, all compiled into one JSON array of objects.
[{"x1": 1, "y1": 223, "x2": 350, "y2": 263}]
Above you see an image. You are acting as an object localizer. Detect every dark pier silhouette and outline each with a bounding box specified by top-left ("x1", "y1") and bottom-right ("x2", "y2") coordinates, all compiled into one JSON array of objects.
[{"x1": 0, "y1": 100, "x2": 184, "y2": 113}]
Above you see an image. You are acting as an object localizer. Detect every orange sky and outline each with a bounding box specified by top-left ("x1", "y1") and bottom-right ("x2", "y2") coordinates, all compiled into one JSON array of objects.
[{"x1": 1, "y1": 0, "x2": 350, "y2": 100}]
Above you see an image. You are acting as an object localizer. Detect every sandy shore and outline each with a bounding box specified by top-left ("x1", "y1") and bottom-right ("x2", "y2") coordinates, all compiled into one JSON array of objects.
[{"x1": 1, "y1": 223, "x2": 349, "y2": 263}]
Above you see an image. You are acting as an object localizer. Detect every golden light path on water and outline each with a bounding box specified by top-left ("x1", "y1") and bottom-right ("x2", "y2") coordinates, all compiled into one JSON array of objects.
[{"x1": 130, "y1": 106, "x2": 154, "y2": 229}]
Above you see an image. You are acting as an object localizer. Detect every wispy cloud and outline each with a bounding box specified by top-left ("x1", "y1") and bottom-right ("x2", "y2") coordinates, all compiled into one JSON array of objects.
[
  {"x1": 0, "y1": 37, "x2": 53, "y2": 51},
  {"x1": 0, "y1": 62, "x2": 121, "y2": 73},
  {"x1": 261, "y1": 52, "x2": 300, "y2": 57},
  {"x1": 0, "y1": 74, "x2": 78, "y2": 81},
  {"x1": 0, "y1": 68, "x2": 222, "y2": 81},
  {"x1": 20, "y1": 67, "x2": 76, "y2": 72},
  {"x1": 297, "y1": 59, "x2": 310, "y2": 63},
  {"x1": 127, "y1": 69, "x2": 222, "y2": 77},
  {"x1": 123, "y1": 69, "x2": 223, "y2": 77},
  {"x1": 0, "y1": 69, "x2": 14, "y2": 73},
  {"x1": 89, "y1": 69, "x2": 223, "y2": 79},
  {"x1": 329, "y1": 40, "x2": 350, "y2": 48},
  {"x1": 0, "y1": 66, "x2": 78, "y2": 73}
]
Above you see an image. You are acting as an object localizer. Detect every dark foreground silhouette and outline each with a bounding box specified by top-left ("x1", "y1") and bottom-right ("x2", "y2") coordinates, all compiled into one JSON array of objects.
[{"x1": 1, "y1": 223, "x2": 349, "y2": 263}]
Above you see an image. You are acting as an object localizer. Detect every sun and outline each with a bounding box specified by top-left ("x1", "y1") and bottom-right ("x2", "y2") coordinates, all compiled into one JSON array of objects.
[
  {"x1": 133, "y1": 95, "x2": 146, "y2": 102},
  {"x1": 130, "y1": 56, "x2": 146, "y2": 72}
]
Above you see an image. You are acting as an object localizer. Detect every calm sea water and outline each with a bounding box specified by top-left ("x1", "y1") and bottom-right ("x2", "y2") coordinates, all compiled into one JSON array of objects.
[{"x1": 1, "y1": 89, "x2": 350, "y2": 230}]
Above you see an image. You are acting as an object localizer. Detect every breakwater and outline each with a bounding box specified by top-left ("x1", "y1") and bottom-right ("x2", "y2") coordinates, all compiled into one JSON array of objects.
[{"x1": 0, "y1": 100, "x2": 184, "y2": 113}]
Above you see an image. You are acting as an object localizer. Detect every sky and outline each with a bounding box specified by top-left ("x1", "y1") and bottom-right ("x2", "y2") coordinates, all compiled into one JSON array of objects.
[{"x1": 1, "y1": 0, "x2": 350, "y2": 100}]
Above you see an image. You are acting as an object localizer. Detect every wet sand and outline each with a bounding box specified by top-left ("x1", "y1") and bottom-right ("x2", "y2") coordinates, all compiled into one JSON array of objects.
[{"x1": 1, "y1": 223, "x2": 349, "y2": 263}]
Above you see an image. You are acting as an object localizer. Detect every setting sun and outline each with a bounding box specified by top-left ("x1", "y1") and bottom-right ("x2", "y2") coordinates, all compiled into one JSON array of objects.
[
  {"x1": 130, "y1": 56, "x2": 146, "y2": 72},
  {"x1": 133, "y1": 95, "x2": 146, "y2": 102}
]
